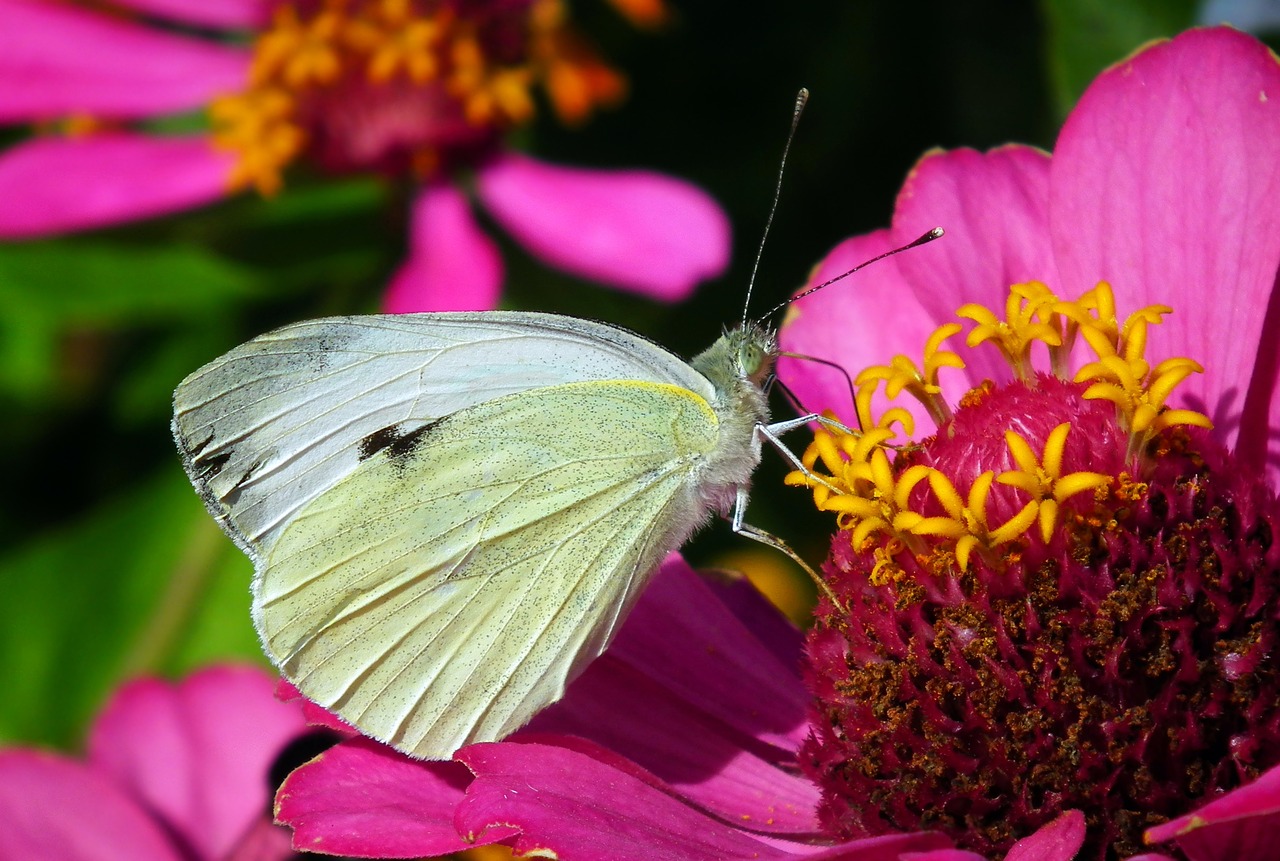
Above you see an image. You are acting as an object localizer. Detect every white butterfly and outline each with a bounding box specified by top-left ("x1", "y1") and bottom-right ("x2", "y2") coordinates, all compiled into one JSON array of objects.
[{"x1": 172, "y1": 311, "x2": 822, "y2": 759}]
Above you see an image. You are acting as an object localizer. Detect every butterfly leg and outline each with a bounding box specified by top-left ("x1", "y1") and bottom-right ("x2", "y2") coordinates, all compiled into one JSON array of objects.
[
  {"x1": 754, "y1": 414, "x2": 854, "y2": 495},
  {"x1": 729, "y1": 485, "x2": 847, "y2": 612}
]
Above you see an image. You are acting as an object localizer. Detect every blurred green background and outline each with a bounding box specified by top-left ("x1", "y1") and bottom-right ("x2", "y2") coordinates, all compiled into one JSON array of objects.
[{"x1": 4, "y1": 0, "x2": 1270, "y2": 749}]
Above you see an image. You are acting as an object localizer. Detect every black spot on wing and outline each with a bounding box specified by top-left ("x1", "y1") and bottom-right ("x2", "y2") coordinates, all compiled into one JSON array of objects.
[
  {"x1": 358, "y1": 425, "x2": 402, "y2": 460},
  {"x1": 358, "y1": 420, "x2": 441, "y2": 463},
  {"x1": 222, "y1": 455, "x2": 267, "y2": 506},
  {"x1": 187, "y1": 430, "x2": 215, "y2": 458},
  {"x1": 194, "y1": 449, "x2": 232, "y2": 482}
]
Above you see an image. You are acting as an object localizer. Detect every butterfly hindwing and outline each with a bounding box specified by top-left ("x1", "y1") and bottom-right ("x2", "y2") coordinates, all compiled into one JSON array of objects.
[{"x1": 255, "y1": 379, "x2": 723, "y2": 758}]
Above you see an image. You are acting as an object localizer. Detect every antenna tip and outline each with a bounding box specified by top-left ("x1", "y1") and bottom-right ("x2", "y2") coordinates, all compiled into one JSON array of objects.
[{"x1": 906, "y1": 226, "x2": 945, "y2": 248}]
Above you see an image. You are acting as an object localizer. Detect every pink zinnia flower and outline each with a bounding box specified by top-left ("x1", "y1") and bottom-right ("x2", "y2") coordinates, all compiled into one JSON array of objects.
[
  {"x1": 779, "y1": 25, "x2": 1280, "y2": 860},
  {"x1": 0, "y1": 0, "x2": 729, "y2": 311},
  {"x1": 0, "y1": 664, "x2": 311, "y2": 860},
  {"x1": 268, "y1": 25, "x2": 1280, "y2": 861}
]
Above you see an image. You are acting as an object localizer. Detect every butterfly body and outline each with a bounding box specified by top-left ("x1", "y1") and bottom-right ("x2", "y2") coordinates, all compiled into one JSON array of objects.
[{"x1": 173, "y1": 311, "x2": 776, "y2": 758}]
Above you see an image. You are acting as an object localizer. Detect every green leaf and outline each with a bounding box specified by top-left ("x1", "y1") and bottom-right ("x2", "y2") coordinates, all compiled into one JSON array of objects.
[
  {"x1": 0, "y1": 241, "x2": 265, "y2": 401},
  {"x1": 0, "y1": 240, "x2": 264, "y2": 322},
  {"x1": 0, "y1": 468, "x2": 263, "y2": 749},
  {"x1": 1041, "y1": 0, "x2": 1198, "y2": 119}
]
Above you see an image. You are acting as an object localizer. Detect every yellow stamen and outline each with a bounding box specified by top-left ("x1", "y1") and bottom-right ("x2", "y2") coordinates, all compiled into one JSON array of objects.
[
  {"x1": 959, "y1": 287, "x2": 1062, "y2": 383},
  {"x1": 209, "y1": 0, "x2": 627, "y2": 194},
  {"x1": 869, "y1": 540, "x2": 906, "y2": 586},
  {"x1": 856, "y1": 322, "x2": 963, "y2": 429},
  {"x1": 896, "y1": 470, "x2": 1035, "y2": 571},
  {"x1": 789, "y1": 279, "x2": 1211, "y2": 585},
  {"x1": 529, "y1": 0, "x2": 626, "y2": 124},
  {"x1": 1077, "y1": 344, "x2": 1210, "y2": 460},
  {"x1": 209, "y1": 88, "x2": 305, "y2": 195},
  {"x1": 997, "y1": 424, "x2": 1113, "y2": 542},
  {"x1": 604, "y1": 0, "x2": 669, "y2": 28}
]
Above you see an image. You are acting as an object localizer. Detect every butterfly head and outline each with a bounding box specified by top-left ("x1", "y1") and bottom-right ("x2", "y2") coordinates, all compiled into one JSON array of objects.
[
  {"x1": 734, "y1": 322, "x2": 778, "y2": 388},
  {"x1": 690, "y1": 323, "x2": 778, "y2": 397}
]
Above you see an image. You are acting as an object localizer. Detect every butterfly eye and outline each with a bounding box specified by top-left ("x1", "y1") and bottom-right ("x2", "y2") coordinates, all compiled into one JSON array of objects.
[{"x1": 735, "y1": 329, "x2": 775, "y2": 381}]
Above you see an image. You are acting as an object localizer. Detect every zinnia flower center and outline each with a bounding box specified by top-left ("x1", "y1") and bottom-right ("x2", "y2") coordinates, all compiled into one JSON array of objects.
[
  {"x1": 789, "y1": 281, "x2": 1280, "y2": 860},
  {"x1": 210, "y1": 0, "x2": 626, "y2": 193}
]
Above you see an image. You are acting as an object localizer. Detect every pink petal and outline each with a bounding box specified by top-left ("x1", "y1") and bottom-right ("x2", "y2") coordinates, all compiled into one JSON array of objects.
[
  {"x1": 0, "y1": 133, "x2": 234, "y2": 238},
  {"x1": 604, "y1": 554, "x2": 810, "y2": 752},
  {"x1": 222, "y1": 817, "x2": 296, "y2": 861},
  {"x1": 0, "y1": 750, "x2": 183, "y2": 861},
  {"x1": 455, "y1": 742, "x2": 948, "y2": 860},
  {"x1": 778, "y1": 229, "x2": 965, "y2": 435},
  {"x1": 521, "y1": 561, "x2": 817, "y2": 833},
  {"x1": 767, "y1": 833, "x2": 956, "y2": 860},
  {"x1": 899, "y1": 852, "x2": 987, "y2": 861},
  {"x1": 1144, "y1": 764, "x2": 1280, "y2": 861},
  {"x1": 87, "y1": 665, "x2": 309, "y2": 861},
  {"x1": 529, "y1": 654, "x2": 824, "y2": 835},
  {"x1": 276, "y1": 678, "x2": 358, "y2": 736},
  {"x1": 384, "y1": 183, "x2": 503, "y2": 312},
  {"x1": 475, "y1": 152, "x2": 730, "y2": 301},
  {"x1": 700, "y1": 571, "x2": 803, "y2": 668},
  {"x1": 890, "y1": 146, "x2": 1057, "y2": 387},
  {"x1": 1003, "y1": 810, "x2": 1086, "y2": 861},
  {"x1": 110, "y1": 0, "x2": 272, "y2": 29},
  {"x1": 276, "y1": 737, "x2": 513, "y2": 857},
  {"x1": 0, "y1": 0, "x2": 249, "y2": 122},
  {"x1": 1049, "y1": 26, "x2": 1280, "y2": 481}
]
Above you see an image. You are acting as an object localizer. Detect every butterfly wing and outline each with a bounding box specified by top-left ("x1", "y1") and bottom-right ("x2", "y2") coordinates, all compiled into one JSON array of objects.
[
  {"x1": 172, "y1": 312, "x2": 715, "y2": 557},
  {"x1": 255, "y1": 379, "x2": 723, "y2": 759}
]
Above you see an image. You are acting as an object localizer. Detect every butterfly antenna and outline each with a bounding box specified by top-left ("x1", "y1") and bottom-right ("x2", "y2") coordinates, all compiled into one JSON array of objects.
[
  {"x1": 760, "y1": 226, "x2": 945, "y2": 321},
  {"x1": 741, "y1": 88, "x2": 810, "y2": 329}
]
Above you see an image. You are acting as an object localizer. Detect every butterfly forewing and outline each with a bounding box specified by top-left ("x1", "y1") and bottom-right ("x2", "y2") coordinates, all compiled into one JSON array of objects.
[
  {"x1": 255, "y1": 380, "x2": 722, "y2": 758},
  {"x1": 172, "y1": 313, "x2": 715, "y2": 558}
]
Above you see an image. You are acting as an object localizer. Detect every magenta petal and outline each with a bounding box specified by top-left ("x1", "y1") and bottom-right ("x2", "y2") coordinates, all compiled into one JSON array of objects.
[
  {"x1": 524, "y1": 558, "x2": 817, "y2": 833},
  {"x1": 1002, "y1": 810, "x2": 1086, "y2": 861},
  {"x1": 87, "y1": 665, "x2": 308, "y2": 861},
  {"x1": 529, "y1": 655, "x2": 824, "y2": 835},
  {"x1": 277, "y1": 737, "x2": 510, "y2": 857},
  {"x1": 475, "y1": 152, "x2": 730, "y2": 301},
  {"x1": 110, "y1": 0, "x2": 271, "y2": 29},
  {"x1": 1144, "y1": 764, "x2": 1280, "y2": 861},
  {"x1": 604, "y1": 555, "x2": 810, "y2": 752},
  {"x1": 0, "y1": 0, "x2": 249, "y2": 121},
  {"x1": 0, "y1": 133, "x2": 235, "y2": 237},
  {"x1": 891, "y1": 145, "x2": 1057, "y2": 386},
  {"x1": 456, "y1": 742, "x2": 948, "y2": 860},
  {"x1": 899, "y1": 852, "x2": 987, "y2": 861},
  {"x1": 778, "y1": 229, "x2": 968, "y2": 433},
  {"x1": 0, "y1": 750, "x2": 182, "y2": 861},
  {"x1": 1050, "y1": 27, "x2": 1280, "y2": 469},
  {"x1": 276, "y1": 678, "x2": 358, "y2": 736},
  {"x1": 769, "y1": 832, "x2": 955, "y2": 861},
  {"x1": 384, "y1": 183, "x2": 503, "y2": 312},
  {"x1": 700, "y1": 570, "x2": 803, "y2": 668}
]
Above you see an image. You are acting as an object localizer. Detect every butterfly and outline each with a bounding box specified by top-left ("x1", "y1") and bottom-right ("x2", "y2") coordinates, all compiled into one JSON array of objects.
[{"x1": 172, "y1": 310, "x2": 821, "y2": 759}]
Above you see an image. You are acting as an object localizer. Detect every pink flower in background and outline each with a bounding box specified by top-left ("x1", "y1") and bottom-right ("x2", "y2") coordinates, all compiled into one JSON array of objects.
[
  {"x1": 0, "y1": 0, "x2": 729, "y2": 311},
  {"x1": 0, "y1": 665, "x2": 310, "y2": 861},
  {"x1": 780, "y1": 26, "x2": 1280, "y2": 860}
]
